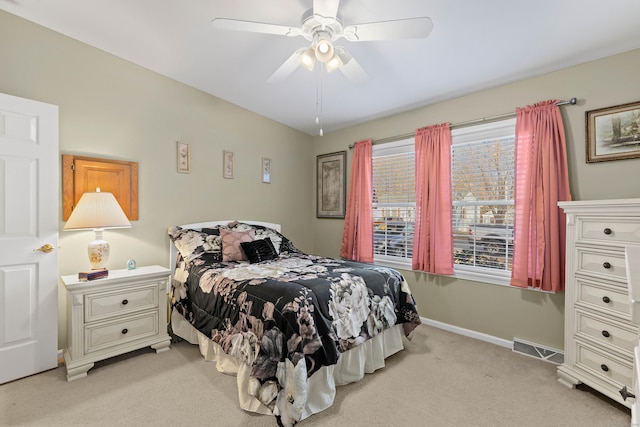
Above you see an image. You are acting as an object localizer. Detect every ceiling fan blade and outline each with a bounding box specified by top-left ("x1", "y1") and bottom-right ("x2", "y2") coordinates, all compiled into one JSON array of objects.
[
  {"x1": 267, "y1": 48, "x2": 305, "y2": 84},
  {"x1": 212, "y1": 18, "x2": 302, "y2": 37},
  {"x1": 313, "y1": 0, "x2": 340, "y2": 21},
  {"x1": 334, "y1": 47, "x2": 368, "y2": 85},
  {"x1": 343, "y1": 17, "x2": 433, "y2": 41}
]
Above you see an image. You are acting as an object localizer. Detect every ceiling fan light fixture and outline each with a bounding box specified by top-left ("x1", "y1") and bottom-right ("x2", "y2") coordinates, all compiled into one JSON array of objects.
[
  {"x1": 314, "y1": 34, "x2": 334, "y2": 62},
  {"x1": 299, "y1": 47, "x2": 316, "y2": 71},
  {"x1": 325, "y1": 54, "x2": 343, "y2": 72}
]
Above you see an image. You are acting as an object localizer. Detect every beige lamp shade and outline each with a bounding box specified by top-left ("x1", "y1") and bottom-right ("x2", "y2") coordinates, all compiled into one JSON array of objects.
[
  {"x1": 64, "y1": 189, "x2": 131, "y2": 270},
  {"x1": 64, "y1": 190, "x2": 131, "y2": 230}
]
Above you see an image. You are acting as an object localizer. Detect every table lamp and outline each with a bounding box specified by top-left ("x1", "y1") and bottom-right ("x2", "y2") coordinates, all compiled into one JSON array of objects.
[{"x1": 63, "y1": 188, "x2": 131, "y2": 270}]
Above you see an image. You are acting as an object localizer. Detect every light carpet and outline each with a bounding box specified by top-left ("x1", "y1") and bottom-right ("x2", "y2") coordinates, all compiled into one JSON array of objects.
[{"x1": 0, "y1": 324, "x2": 631, "y2": 426}]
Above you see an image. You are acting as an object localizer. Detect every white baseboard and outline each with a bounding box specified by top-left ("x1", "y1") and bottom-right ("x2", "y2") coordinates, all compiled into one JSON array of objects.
[{"x1": 420, "y1": 316, "x2": 512, "y2": 349}]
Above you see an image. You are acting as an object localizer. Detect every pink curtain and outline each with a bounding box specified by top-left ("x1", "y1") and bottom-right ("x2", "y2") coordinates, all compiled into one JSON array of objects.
[
  {"x1": 412, "y1": 124, "x2": 454, "y2": 274},
  {"x1": 511, "y1": 100, "x2": 572, "y2": 292},
  {"x1": 340, "y1": 140, "x2": 373, "y2": 262}
]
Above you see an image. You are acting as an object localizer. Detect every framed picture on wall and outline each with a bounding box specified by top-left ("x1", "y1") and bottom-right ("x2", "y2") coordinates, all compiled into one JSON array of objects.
[
  {"x1": 316, "y1": 151, "x2": 346, "y2": 218},
  {"x1": 586, "y1": 100, "x2": 640, "y2": 163},
  {"x1": 262, "y1": 157, "x2": 271, "y2": 183},
  {"x1": 223, "y1": 150, "x2": 234, "y2": 179},
  {"x1": 177, "y1": 141, "x2": 190, "y2": 173}
]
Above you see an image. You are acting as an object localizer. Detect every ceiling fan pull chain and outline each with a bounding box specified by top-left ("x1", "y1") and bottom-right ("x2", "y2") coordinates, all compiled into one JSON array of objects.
[{"x1": 317, "y1": 67, "x2": 324, "y2": 136}]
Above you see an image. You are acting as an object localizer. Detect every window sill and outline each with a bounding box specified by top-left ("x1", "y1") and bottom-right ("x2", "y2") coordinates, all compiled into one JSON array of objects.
[
  {"x1": 373, "y1": 256, "x2": 412, "y2": 272},
  {"x1": 373, "y1": 258, "x2": 554, "y2": 293},
  {"x1": 373, "y1": 257, "x2": 511, "y2": 286},
  {"x1": 452, "y1": 266, "x2": 511, "y2": 287}
]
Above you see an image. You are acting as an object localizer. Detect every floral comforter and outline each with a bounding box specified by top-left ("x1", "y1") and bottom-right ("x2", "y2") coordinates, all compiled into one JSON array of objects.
[{"x1": 170, "y1": 224, "x2": 420, "y2": 426}]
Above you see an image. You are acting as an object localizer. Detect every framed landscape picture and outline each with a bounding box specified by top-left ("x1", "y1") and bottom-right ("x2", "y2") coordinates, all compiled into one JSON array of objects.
[
  {"x1": 316, "y1": 151, "x2": 346, "y2": 218},
  {"x1": 586, "y1": 100, "x2": 640, "y2": 163}
]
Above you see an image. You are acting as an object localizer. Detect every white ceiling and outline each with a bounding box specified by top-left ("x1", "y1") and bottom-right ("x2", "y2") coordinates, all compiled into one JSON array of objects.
[{"x1": 2, "y1": 0, "x2": 640, "y2": 136}]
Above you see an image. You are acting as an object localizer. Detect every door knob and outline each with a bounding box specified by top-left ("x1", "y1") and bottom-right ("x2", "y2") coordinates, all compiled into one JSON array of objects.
[{"x1": 34, "y1": 243, "x2": 54, "y2": 253}]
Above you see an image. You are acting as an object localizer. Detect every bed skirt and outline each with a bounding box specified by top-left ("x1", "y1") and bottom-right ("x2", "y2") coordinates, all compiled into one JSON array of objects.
[{"x1": 170, "y1": 307, "x2": 405, "y2": 420}]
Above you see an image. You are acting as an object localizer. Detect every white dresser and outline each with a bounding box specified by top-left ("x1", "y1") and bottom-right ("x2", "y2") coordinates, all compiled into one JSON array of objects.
[
  {"x1": 627, "y1": 245, "x2": 640, "y2": 426},
  {"x1": 557, "y1": 198, "x2": 640, "y2": 408},
  {"x1": 62, "y1": 265, "x2": 172, "y2": 381}
]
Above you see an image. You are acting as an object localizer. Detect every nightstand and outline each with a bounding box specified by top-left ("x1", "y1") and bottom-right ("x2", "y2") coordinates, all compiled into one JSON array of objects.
[{"x1": 62, "y1": 265, "x2": 172, "y2": 381}]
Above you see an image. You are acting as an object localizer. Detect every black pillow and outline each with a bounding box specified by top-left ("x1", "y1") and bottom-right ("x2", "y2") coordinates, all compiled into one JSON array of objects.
[{"x1": 240, "y1": 238, "x2": 278, "y2": 264}]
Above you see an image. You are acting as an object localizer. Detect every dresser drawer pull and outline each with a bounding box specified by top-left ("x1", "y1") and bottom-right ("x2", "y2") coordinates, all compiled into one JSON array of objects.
[
  {"x1": 602, "y1": 296, "x2": 611, "y2": 303},
  {"x1": 620, "y1": 386, "x2": 636, "y2": 401},
  {"x1": 603, "y1": 227, "x2": 612, "y2": 235},
  {"x1": 602, "y1": 262, "x2": 611, "y2": 269},
  {"x1": 121, "y1": 328, "x2": 128, "y2": 335},
  {"x1": 601, "y1": 364, "x2": 609, "y2": 372},
  {"x1": 601, "y1": 330, "x2": 610, "y2": 338},
  {"x1": 122, "y1": 299, "x2": 129, "y2": 305}
]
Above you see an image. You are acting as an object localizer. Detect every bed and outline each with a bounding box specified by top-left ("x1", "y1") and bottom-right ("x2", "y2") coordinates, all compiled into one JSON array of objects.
[{"x1": 168, "y1": 220, "x2": 421, "y2": 426}]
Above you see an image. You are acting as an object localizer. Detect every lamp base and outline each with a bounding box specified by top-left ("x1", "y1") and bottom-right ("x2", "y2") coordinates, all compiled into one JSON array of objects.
[{"x1": 88, "y1": 238, "x2": 110, "y2": 270}]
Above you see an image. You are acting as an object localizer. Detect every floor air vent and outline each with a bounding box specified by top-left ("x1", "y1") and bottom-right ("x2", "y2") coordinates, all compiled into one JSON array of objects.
[{"x1": 513, "y1": 338, "x2": 564, "y2": 364}]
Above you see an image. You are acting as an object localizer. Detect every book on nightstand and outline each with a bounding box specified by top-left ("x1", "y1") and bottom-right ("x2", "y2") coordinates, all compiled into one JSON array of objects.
[{"x1": 78, "y1": 269, "x2": 109, "y2": 281}]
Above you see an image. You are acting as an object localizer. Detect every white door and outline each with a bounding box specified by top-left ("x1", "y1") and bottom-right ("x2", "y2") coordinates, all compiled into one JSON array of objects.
[{"x1": 0, "y1": 93, "x2": 59, "y2": 384}]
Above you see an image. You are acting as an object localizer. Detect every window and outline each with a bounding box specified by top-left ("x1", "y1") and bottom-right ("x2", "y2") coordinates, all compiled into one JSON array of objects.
[
  {"x1": 372, "y1": 139, "x2": 415, "y2": 268},
  {"x1": 451, "y1": 118, "x2": 516, "y2": 285},
  {"x1": 370, "y1": 118, "x2": 516, "y2": 285}
]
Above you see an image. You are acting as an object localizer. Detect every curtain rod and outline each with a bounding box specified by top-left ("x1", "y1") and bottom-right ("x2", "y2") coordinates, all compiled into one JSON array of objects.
[{"x1": 349, "y1": 97, "x2": 578, "y2": 148}]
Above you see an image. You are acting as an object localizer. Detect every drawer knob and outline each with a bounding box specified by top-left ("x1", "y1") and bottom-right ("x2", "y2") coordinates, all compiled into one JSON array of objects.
[
  {"x1": 602, "y1": 296, "x2": 611, "y2": 303},
  {"x1": 603, "y1": 227, "x2": 612, "y2": 235},
  {"x1": 121, "y1": 328, "x2": 128, "y2": 335},
  {"x1": 601, "y1": 364, "x2": 609, "y2": 372},
  {"x1": 603, "y1": 262, "x2": 611, "y2": 269},
  {"x1": 122, "y1": 299, "x2": 129, "y2": 305},
  {"x1": 602, "y1": 330, "x2": 610, "y2": 338},
  {"x1": 620, "y1": 386, "x2": 636, "y2": 401}
]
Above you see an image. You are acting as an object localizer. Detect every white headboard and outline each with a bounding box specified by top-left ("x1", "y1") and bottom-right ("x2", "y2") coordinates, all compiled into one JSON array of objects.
[{"x1": 168, "y1": 220, "x2": 281, "y2": 273}]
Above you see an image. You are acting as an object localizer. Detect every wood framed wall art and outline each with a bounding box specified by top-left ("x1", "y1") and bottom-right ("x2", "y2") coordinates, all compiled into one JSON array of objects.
[
  {"x1": 177, "y1": 141, "x2": 190, "y2": 173},
  {"x1": 316, "y1": 151, "x2": 346, "y2": 218},
  {"x1": 262, "y1": 157, "x2": 271, "y2": 183},
  {"x1": 223, "y1": 150, "x2": 234, "y2": 179},
  {"x1": 586, "y1": 100, "x2": 640, "y2": 162}
]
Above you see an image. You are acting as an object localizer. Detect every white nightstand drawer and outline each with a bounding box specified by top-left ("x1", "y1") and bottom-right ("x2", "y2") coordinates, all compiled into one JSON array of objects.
[
  {"x1": 85, "y1": 284, "x2": 159, "y2": 322},
  {"x1": 63, "y1": 265, "x2": 171, "y2": 381},
  {"x1": 85, "y1": 311, "x2": 159, "y2": 354},
  {"x1": 577, "y1": 278, "x2": 632, "y2": 319},
  {"x1": 578, "y1": 217, "x2": 640, "y2": 245},
  {"x1": 576, "y1": 310, "x2": 637, "y2": 354},
  {"x1": 577, "y1": 247, "x2": 627, "y2": 281},
  {"x1": 576, "y1": 342, "x2": 633, "y2": 386}
]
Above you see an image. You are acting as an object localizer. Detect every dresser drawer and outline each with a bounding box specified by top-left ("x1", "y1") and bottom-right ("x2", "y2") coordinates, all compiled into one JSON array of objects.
[
  {"x1": 576, "y1": 310, "x2": 637, "y2": 354},
  {"x1": 578, "y1": 217, "x2": 640, "y2": 245},
  {"x1": 577, "y1": 247, "x2": 627, "y2": 281},
  {"x1": 85, "y1": 311, "x2": 159, "y2": 354},
  {"x1": 575, "y1": 342, "x2": 633, "y2": 386},
  {"x1": 85, "y1": 284, "x2": 159, "y2": 322},
  {"x1": 577, "y1": 278, "x2": 632, "y2": 319}
]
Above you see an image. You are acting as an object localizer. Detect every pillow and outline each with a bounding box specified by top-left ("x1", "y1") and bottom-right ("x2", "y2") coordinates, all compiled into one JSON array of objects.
[
  {"x1": 226, "y1": 222, "x2": 301, "y2": 255},
  {"x1": 220, "y1": 228, "x2": 255, "y2": 262},
  {"x1": 168, "y1": 226, "x2": 222, "y2": 263},
  {"x1": 240, "y1": 237, "x2": 278, "y2": 264}
]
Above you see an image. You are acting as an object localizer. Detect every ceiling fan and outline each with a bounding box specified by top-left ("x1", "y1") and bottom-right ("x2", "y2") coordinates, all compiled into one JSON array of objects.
[{"x1": 211, "y1": 0, "x2": 433, "y2": 85}]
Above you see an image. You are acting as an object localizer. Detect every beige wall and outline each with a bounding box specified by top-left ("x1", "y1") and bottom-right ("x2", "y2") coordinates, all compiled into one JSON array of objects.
[
  {"x1": 3, "y1": 9, "x2": 640, "y2": 353},
  {"x1": 312, "y1": 48, "x2": 640, "y2": 350},
  {"x1": 0, "y1": 11, "x2": 314, "y2": 349}
]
